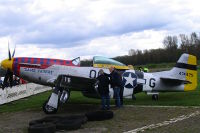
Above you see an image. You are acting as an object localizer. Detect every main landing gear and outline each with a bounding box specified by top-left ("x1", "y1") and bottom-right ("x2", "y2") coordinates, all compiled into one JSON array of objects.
[{"x1": 43, "y1": 88, "x2": 70, "y2": 114}]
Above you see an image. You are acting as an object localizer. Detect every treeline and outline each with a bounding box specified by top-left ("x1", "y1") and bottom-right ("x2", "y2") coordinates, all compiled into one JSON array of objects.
[{"x1": 81, "y1": 32, "x2": 200, "y2": 66}]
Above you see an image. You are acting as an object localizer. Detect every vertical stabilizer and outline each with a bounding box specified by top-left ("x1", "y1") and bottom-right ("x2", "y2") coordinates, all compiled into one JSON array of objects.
[{"x1": 171, "y1": 53, "x2": 197, "y2": 91}]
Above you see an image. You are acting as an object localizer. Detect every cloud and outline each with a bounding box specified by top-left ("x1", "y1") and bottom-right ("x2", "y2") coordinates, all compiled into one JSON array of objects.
[
  {"x1": 71, "y1": 29, "x2": 167, "y2": 59},
  {"x1": 0, "y1": 0, "x2": 199, "y2": 60},
  {"x1": 0, "y1": 0, "x2": 182, "y2": 45},
  {"x1": 0, "y1": 29, "x2": 166, "y2": 61}
]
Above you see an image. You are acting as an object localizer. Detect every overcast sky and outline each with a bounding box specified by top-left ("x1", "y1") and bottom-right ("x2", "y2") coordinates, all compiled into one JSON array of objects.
[{"x1": 0, "y1": 0, "x2": 199, "y2": 61}]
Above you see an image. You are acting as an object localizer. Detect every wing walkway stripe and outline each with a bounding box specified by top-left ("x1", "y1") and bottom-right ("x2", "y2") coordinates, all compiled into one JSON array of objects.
[
  {"x1": 124, "y1": 110, "x2": 200, "y2": 133},
  {"x1": 124, "y1": 105, "x2": 200, "y2": 109},
  {"x1": 72, "y1": 104, "x2": 200, "y2": 109}
]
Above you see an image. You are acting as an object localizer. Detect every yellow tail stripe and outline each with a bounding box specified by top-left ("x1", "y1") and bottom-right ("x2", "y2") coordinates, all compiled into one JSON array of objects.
[
  {"x1": 188, "y1": 55, "x2": 197, "y2": 65},
  {"x1": 184, "y1": 55, "x2": 197, "y2": 91},
  {"x1": 184, "y1": 69, "x2": 197, "y2": 91}
]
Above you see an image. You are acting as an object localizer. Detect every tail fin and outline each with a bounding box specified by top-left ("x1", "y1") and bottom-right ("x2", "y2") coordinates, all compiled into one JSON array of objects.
[{"x1": 171, "y1": 53, "x2": 197, "y2": 91}]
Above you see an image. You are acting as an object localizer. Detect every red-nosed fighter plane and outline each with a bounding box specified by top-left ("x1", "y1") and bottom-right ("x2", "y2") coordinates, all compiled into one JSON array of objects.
[{"x1": 0, "y1": 47, "x2": 197, "y2": 114}]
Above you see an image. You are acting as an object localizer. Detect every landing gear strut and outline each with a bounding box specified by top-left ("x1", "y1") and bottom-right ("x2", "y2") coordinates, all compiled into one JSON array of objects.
[{"x1": 152, "y1": 94, "x2": 158, "y2": 101}]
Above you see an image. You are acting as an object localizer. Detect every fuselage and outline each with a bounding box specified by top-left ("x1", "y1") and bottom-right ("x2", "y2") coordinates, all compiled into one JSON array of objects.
[
  {"x1": 20, "y1": 64, "x2": 186, "y2": 97},
  {"x1": 1, "y1": 55, "x2": 195, "y2": 98},
  {"x1": 1, "y1": 57, "x2": 80, "y2": 86}
]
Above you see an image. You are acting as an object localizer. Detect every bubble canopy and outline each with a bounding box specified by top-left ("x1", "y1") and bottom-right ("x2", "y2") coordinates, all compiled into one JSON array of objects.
[{"x1": 93, "y1": 56, "x2": 126, "y2": 66}]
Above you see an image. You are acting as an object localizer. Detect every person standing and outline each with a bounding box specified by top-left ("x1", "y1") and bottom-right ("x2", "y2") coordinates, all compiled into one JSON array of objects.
[
  {"x1": 108, "y1": 66, "x2": 122, "y2": 108},
  {"x1": 0, "y1": 77, "x2": 2, "y2": 88},
  {"x1": 119, "y1": 71, "x2": 124, "y2": 106},
  {"x1": 97, "y1": 69, "x2": 110, "y2": 110}
]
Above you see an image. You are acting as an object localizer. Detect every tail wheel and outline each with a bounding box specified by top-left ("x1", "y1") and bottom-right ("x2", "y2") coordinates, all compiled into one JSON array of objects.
[
  {"x1": 43, "y1": 100, "x2": 58, "y2": 114},
  {"x1": 152, "y1": 94, "x2": 158, "y2": 101},
  {"x1": 132, "y1": 94, "x2": 136, "y2": 100}
]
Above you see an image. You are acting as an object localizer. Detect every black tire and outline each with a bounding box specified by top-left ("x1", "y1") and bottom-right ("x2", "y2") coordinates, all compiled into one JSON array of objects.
[
  {"x1": 29, "y1": 116, "x2": 63, "y2": 126},
  {"x1": 43, "y1": 100, "x2": 58, "y2": 114},
  {"x1": 28, "y1": 123, "x2": 56, "y2": 133},
  {"x1": 56, "y1": 119, "x2": 82, "y2": 131},
  {"x1": 63, "y1": 115, "x2": 88, "y2": 124},
  {"x1": 85, "y1": 110, "x2": 114, "y2": 121}
]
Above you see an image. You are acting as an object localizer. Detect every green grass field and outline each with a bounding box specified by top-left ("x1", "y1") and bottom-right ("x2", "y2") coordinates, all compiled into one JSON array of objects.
[{"x1": 0, "y1": 68, "x2": 199, "y2": 113}]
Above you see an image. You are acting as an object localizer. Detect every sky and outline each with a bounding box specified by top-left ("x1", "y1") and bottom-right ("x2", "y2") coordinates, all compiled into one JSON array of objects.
[{"x1": 0, "y1": 0, "x2": 199, "y2": 61}]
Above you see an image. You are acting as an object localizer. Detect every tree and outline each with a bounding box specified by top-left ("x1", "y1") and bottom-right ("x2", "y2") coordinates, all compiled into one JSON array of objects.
[
  {"x1": 128, "y1": 49, "x2": 137, "y2": 56},
  {"x1": 163, "y1": 36, "x2": 178, "y2": 50}
]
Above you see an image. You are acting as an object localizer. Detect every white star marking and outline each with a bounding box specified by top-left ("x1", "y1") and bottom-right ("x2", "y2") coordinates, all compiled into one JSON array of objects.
[{"x1": 124, "y1": 73, "x2": 136, "y2": 86}]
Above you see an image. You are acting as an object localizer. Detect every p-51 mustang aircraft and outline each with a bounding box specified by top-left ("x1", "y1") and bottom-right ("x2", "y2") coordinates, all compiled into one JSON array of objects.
[{"x1": 0, "y1": 47, "x2": 197, "y2": 114}]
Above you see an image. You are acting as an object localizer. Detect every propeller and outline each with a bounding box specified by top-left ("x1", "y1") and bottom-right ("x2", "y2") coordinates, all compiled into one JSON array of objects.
[
  {"x1": 8, "y1": 41, "x2": 11, "y2": 60},
  {"x1": 12, "y1": 44, "x2": 16, "y2": 58},
  {"x1": 2, "y1": 43, "x2": 16, "y2": 89}
]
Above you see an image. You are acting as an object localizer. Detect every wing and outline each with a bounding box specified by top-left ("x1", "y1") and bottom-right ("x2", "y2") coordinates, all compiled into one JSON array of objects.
[
  {"x1": 51, "y1": 75, "x2": 97, "y2": 90},
  {"x1": 47, "y1": 75, "x2": 101, "y2": 98}
]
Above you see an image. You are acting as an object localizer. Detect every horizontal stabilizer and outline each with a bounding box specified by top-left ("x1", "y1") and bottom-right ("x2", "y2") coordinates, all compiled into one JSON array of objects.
[{"x1": 160, "y1": 77, "x2": 191, "y2": 84}]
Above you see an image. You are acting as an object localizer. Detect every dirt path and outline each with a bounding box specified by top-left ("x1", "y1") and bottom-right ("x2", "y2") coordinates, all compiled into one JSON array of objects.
[{"x1": 0, "y1": 105, "x2": 199, "y2": 133}]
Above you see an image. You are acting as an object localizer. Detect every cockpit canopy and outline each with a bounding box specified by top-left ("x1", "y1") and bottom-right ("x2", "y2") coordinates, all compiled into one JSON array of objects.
[{"x1": 93, "y1": 56, "x2": 129, "y2": 70}]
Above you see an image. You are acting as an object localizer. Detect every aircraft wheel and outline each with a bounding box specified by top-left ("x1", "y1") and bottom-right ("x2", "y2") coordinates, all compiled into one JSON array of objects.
[
  {"x1": 43, "y1": 100, "x2": 58, "y2": 114},
  {"x1": 152, "y1": 94, "x2": 158, "y2": 101}
]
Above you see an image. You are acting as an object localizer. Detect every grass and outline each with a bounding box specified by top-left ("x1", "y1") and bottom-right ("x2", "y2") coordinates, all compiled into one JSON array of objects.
[
  {"x1": 0, "y1": 91, "x2": 51, "y2": 113},
  {"x1": 0, "y1": 68, "x2": 199, "y2": 113}
]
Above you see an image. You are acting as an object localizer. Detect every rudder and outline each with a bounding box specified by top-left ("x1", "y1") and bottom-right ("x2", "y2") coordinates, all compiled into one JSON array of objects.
[{"x1": 175, "y1": 53, "x2": 197, "y2": 91}]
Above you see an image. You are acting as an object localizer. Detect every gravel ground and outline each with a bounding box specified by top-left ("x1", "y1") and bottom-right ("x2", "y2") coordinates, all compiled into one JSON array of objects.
[{"x1": 0, "y1": 105, "x2": 199, "y2": 133}]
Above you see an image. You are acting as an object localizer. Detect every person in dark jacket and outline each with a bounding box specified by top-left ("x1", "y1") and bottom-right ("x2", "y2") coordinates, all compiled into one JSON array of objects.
[
  {"x1": 108, "y1": 66, "x2": 122, "y2": 108},
  {"x1": 118, "y1": 71, "x2": 124, "y2": 106},
  {"x1": 0, "y1": 77, "x2": 2, "y2": 89},
  {"x1": 13, "y1": 76, "x2": 20, "y2": 86},
  {"x1": 97, "y1": 69, "x2": 110, "y2": 110}
]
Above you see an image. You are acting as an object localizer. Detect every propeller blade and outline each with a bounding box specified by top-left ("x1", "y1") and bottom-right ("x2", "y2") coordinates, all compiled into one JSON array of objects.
[
  {"x1": 8, "y1": 41, "x2": 11, "y2": 60},
  {"x1": 12, "y1": 45, "x2": 16, "y2": 58}
]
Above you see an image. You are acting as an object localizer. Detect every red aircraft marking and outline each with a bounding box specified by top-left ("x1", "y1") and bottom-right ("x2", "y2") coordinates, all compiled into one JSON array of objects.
[{"x1": 12, "y1": 57, "x2": 79, "y2": 76}]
